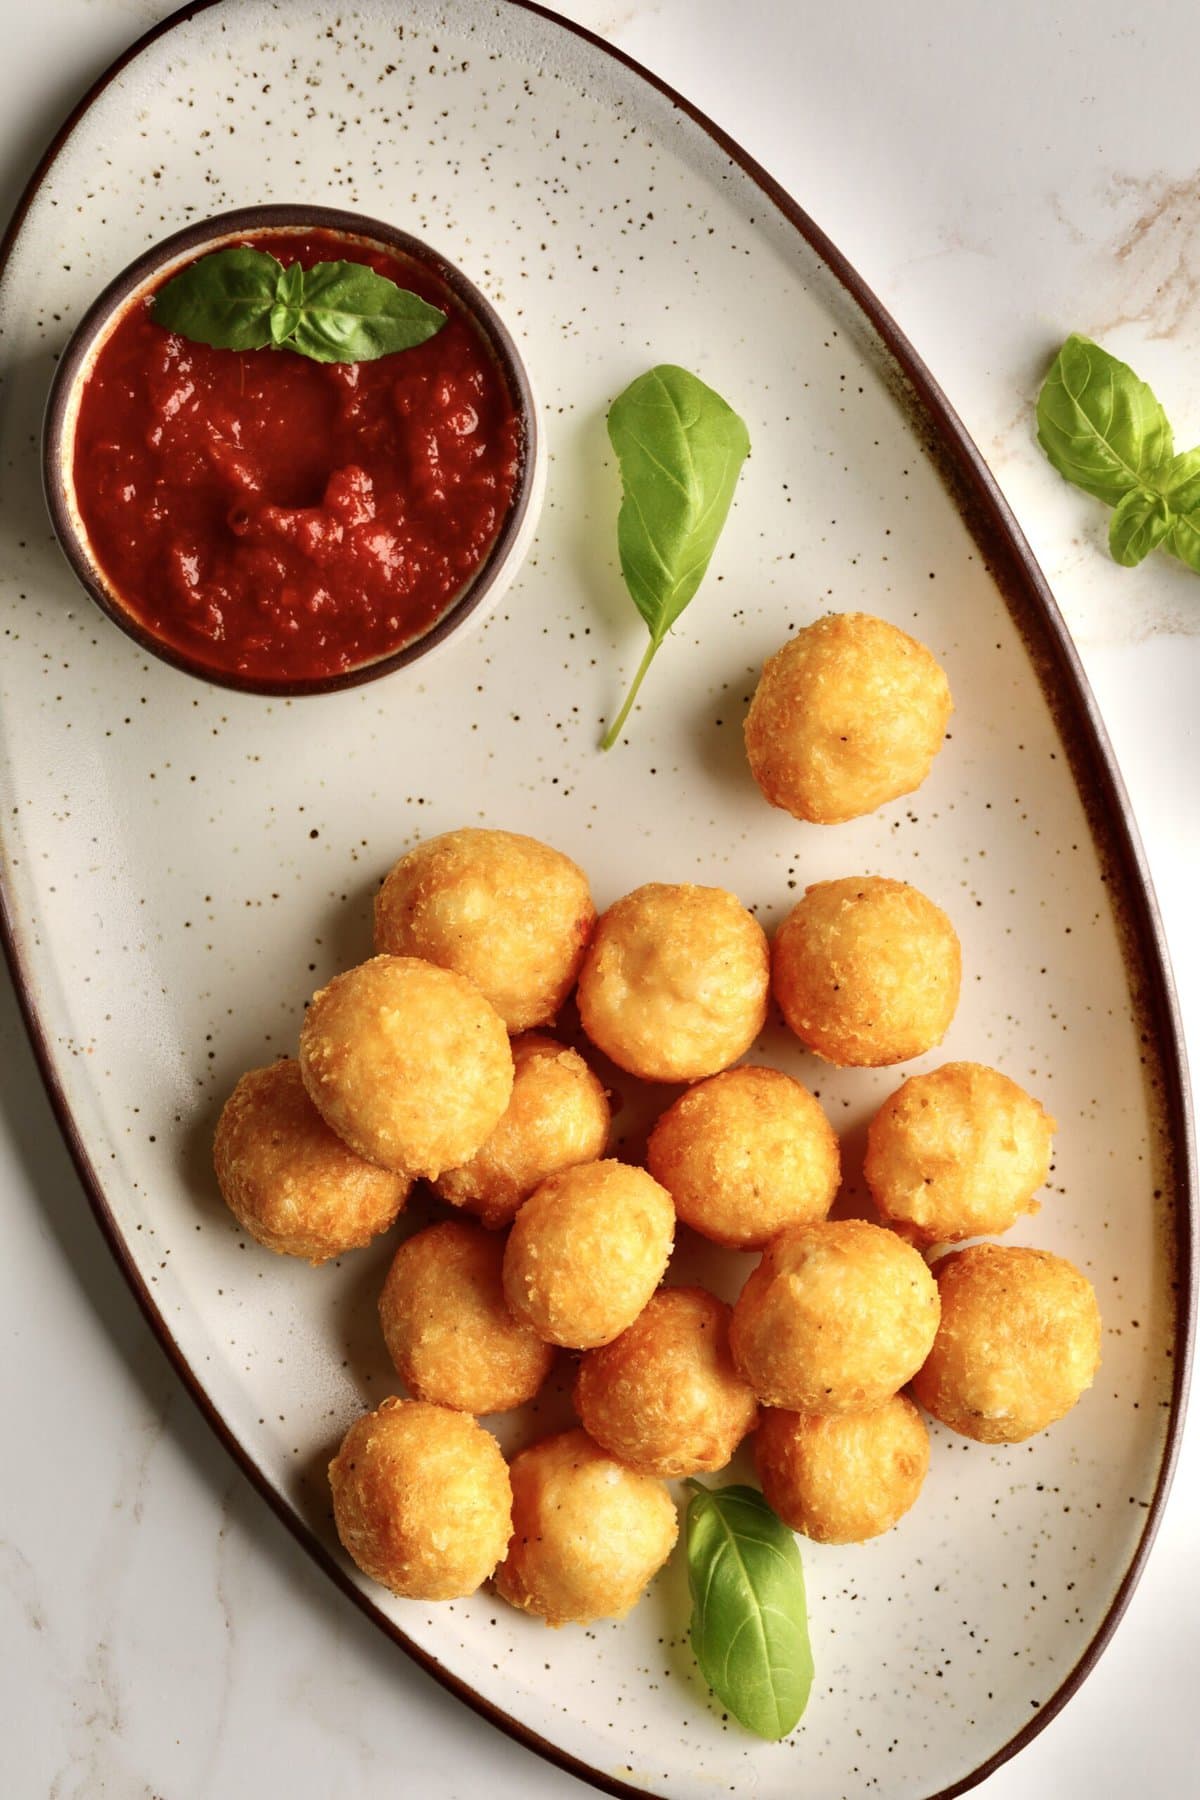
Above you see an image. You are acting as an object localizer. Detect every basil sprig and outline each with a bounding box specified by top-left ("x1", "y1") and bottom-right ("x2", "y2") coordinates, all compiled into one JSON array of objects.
[
  {"x1": 152, "y1": 246, "x2": 446, "y2": 363},
  {"x1": 686, "y1": 1481, "x2": 814, "y2": 1741},
  {"x1": 601, "y1": 364, "x2": 750, "y2": 748},
  {"x1": 1036, "y1": 333, "x2": 1200, "y2": 571}
]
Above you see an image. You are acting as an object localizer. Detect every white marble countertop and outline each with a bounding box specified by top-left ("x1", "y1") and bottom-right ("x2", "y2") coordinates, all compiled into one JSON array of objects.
[{"x1": 2, "y1": 2, "x2": 1197, "y2": 1795}]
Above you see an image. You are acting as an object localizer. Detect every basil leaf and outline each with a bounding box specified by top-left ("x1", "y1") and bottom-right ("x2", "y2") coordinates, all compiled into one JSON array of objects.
[
  {"x1": 152, "y1": 247, "x2": 446, "y2": 365},
  {"x1": 686, "y1": 1482, "x2": 813, "y2": 1741},
  {"x1": 270, "y1": 302, "x2": 302, "y2": 346},
  {"x1": 1035, "y1": 333, "x2": 1200, "y2": 577},
  {"x1": 1154, "y1": 448, "x2": 1200, "y2": 570},
  {"x1": 1167, "y1": 512, "x2": 1200, "y2": 573},
  {"x1": 1154, "y1": 446, "x2": 1200, "y2": 507},
  {"x1": 269, "y1": 261, "x2": 305, "y2": 347},
  {"x1": 1109, "y1": 488, "x2": 1171, "y2": 566},
  {"x1": 601, "y1": 364, "x2": 750, "y2": 748},
  {"x1": 1168, "y1": 522, "x2": 1200, "y2": 572},
  {"x1": 277, "y1": 261, "x2": 305, "y2": 308},
  {"x1": 152, "y1": 247, "x2": 279, "y2": 351},
  {"x1": 1036, "y1": 333, "x2": 1173, "y2": 506},
  {"x1": 287, "y1": 259, "x2": 446, "y2": 363}
]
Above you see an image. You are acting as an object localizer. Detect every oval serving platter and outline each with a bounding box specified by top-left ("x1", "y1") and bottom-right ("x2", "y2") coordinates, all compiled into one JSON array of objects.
[{"x1": 0, "y1": 3, "x2": 1192, "y2": 1797}]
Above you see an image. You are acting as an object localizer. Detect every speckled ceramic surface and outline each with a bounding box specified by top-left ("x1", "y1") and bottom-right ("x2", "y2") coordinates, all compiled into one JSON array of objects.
[{"x1": 0, "y1": 3, "x2": 1189, "y2": 1797}]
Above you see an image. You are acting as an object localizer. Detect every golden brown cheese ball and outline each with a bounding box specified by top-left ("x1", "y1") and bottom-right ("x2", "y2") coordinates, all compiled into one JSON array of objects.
[
  {"x1": 494, "y1": 1428, "x2": 678, "y2": 1626},
  {"x1": 577, "y1": 883, "x2": 769, "y2": 1082},
  {"x1": 434, "y1": 1034, "x2": 610, "y2": 1229},
  {"x1": 329, "y1": 1398, "x2": 512, "y2": 1601},
  {"x1": 744, "y1": 612, "x2": 953, "y2": 825},
  {"x1": 865, "y1": 1062, "x2": 1056, "y2": 1245},
  {"x1": 730, "y1": 1218, "x2": 940, "y2": 1412},
  {"x1": 574, "y1": 1286, "x2": 757, "y2": 1478},
  {"x1": 213, "y1": 1059, "x2": 409, "y2": 1263},
  {"x1": 772, "y1": 876, "x2": 961, "y2": 1067},
  {"x1": 299, "y1": 954, "x2": 513, "y2": 1179},
  {"x1": 502, "y1": 1159, "x2": 674, "y2": 1349},
  {"x1": 373, "y1": 828, "x2": 595, "y2": 1032},
  {"x1": 646, "y1": 1065, "x2": 839, "y2": 1250},
  {"x1": 378, "y1": 1221, "x2": 554, "y2": 1415},
  {"x1": 756, "y1": 1395, "x2": 930, "y2": 1543},
  {"x1": 911, "y1": 1244, "x2": 1101, "y2": 1442}
]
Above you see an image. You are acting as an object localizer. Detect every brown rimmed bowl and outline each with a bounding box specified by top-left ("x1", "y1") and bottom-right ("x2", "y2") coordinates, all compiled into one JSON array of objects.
[{"x1": 41, "y1": 202, "x2": 543, "y2": 696}]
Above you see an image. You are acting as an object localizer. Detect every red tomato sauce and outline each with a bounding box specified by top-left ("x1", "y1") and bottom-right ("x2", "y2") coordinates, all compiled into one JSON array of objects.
[{"x1": 72, "y1": 229, "x2": 524, "y2": 683}]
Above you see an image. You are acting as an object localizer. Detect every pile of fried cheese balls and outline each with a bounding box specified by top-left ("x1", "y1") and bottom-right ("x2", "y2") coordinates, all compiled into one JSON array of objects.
[{"x1": 213, "y1": 611, "x2": 1102, "y2": 1630}]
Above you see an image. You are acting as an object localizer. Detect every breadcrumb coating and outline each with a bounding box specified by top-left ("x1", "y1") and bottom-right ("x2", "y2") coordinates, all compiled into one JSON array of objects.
[
  {"x1": 575, "y1": 1286, "x2": 757, "y2": 1478},
  {"x1": 745, "y1": 611, "x2": 952, "y2": 824},
  {"x1": 379, "y1": 1220, "x2": 554, "y2": 1414},
  {"x1": 494, "y1": 1428, "x2": 677, "y2": 1626},
  {"x1": 772, "y1": 876, "x2": 961, "y2": 1066},
  {"x1": 647, "y1": 1065, "x2": 839, "y2": 1249},
  {"x1": 865, "y1": 1062, "x2": 1055, "y2": 1244},
  {"x1": 374, "y1": 828, "x2": 595, "y2": 1032},
  {"x1": 329, "y1": 1398, "x2": 512, "y2": 1600},
  {"x1": 730, "y1": 1218, "x2": 940, "y2": 1412},
  {"x1": 435, "y1": 1034, "x2": 610, "y2": 1228},
  {"x1": 911, "y1": 1244, "x2": 1101, "y2": 1442},
  {"x1": 502, "y1": 1159, "x2": 674, "y2": 1349},
  {"x1": 299, "y1": 954, "x2": 513, "y2": 1178},
  {"x1": 756, "y1": 1395, "x2": 930, "y2": 1543},
  {"x1": 577, "y1": 882, "x2": 769, "y2": 1082},
  {"x1": 213, "y1": 1059, "x2": 409, "y2": 1263}
]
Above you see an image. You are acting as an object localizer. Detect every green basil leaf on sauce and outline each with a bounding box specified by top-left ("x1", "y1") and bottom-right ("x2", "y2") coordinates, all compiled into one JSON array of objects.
[
  {"x1": 152, "y1": 247, "x2": 446, "y2": 365},
  {"x1": 152, "y1": 246, "x2": 279, "y2": 351},
  {"x1": 269, "y1": 259, "x2": 306, "y2": 347},
  {"x1": 601, "y1": 364, "x2": 750, "y2": 749},
  {"x1": 287, "y1": 260, "x2": 446, "y2": 363},
  {"x1": 1036, "y1": 333, "x2": 1173, "y2": 507},
  {"x1": 686, "y1": 1482, "x2": 814, "y2": 1741}
]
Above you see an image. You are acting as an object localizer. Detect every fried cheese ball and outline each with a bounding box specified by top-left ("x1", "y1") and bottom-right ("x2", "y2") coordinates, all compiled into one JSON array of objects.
[
  {"x1": 494, "y1": 1428, "x2": 678, "y2": 1626},
  {"x1": 577, "y1": 883, "x2": 769, "y2": 1082},
  {"x1": 373, "y1": 828, "x2": 596, "y2": 1032},
  {"x1": 772, "y1": 876, "x2": 961, "y2": 1066},
  {"x1": 379, "y1": 1221, "x2": 554, "y2": 1415},
  {"x1": 755, "y1": 1395, "x2": 931, "y2": 1543},
  {"x1": 329, "y1": 1398, "x2": 512, "y2": 1601},
  {"x1": 744, "y1": 612, "x2": 953, "y2": 824},
  {"x1": 433, "y1": 1034, "x2": 610, "y2": 1229},
  {"x1": 213, "y1": 1059, "x2": 410, "y2": 1263},
  {"x1": 646, "y1": 1065, "x2": 839, "y2": 1249},
  {"x1": 730, "y1": 1218, "x2": 940, "y2": 1412},
  {"x1": 865, "y1": 1061, "x2": 1056, "y2": 1245},
  {"x1": 574, "y1": 1286, "x2": 757, "y2": 1478},
  {"x1": 502, "y1": 1159, "x2": 674, "y2": 1349},
  {"x1": 299, "y1": 955, "x2": 513, "y2": 1179},
  {"x1": 911, "y1": 1244, "x2": 1102, "y2": 1443}
]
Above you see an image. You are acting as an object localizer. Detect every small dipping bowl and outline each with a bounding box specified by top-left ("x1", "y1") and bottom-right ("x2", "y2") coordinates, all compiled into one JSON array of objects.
[{"x1": 42, "y1": 204, "x2": 543, "y2": 695}]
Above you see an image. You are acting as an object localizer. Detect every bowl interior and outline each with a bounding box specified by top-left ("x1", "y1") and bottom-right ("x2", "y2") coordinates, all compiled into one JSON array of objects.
[{"x1": 43, "y1": 204, "x2": 540, "y2": 696}]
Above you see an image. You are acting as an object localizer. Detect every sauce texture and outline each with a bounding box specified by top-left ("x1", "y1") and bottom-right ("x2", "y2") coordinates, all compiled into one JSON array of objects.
[{"x1": 72, "y1": 229, "x2": 523, "y2": 683}]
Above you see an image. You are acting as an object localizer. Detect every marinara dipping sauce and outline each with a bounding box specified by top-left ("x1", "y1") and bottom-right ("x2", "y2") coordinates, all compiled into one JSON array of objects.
[{"x1": 70, "y1": 229, "x2": 524, "y2": 685}]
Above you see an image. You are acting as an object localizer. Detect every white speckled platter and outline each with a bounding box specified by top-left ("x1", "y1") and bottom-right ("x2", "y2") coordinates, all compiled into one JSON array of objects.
[{"x1": 0, "y1": 3, "x2": 1192, "y2": 1796}]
